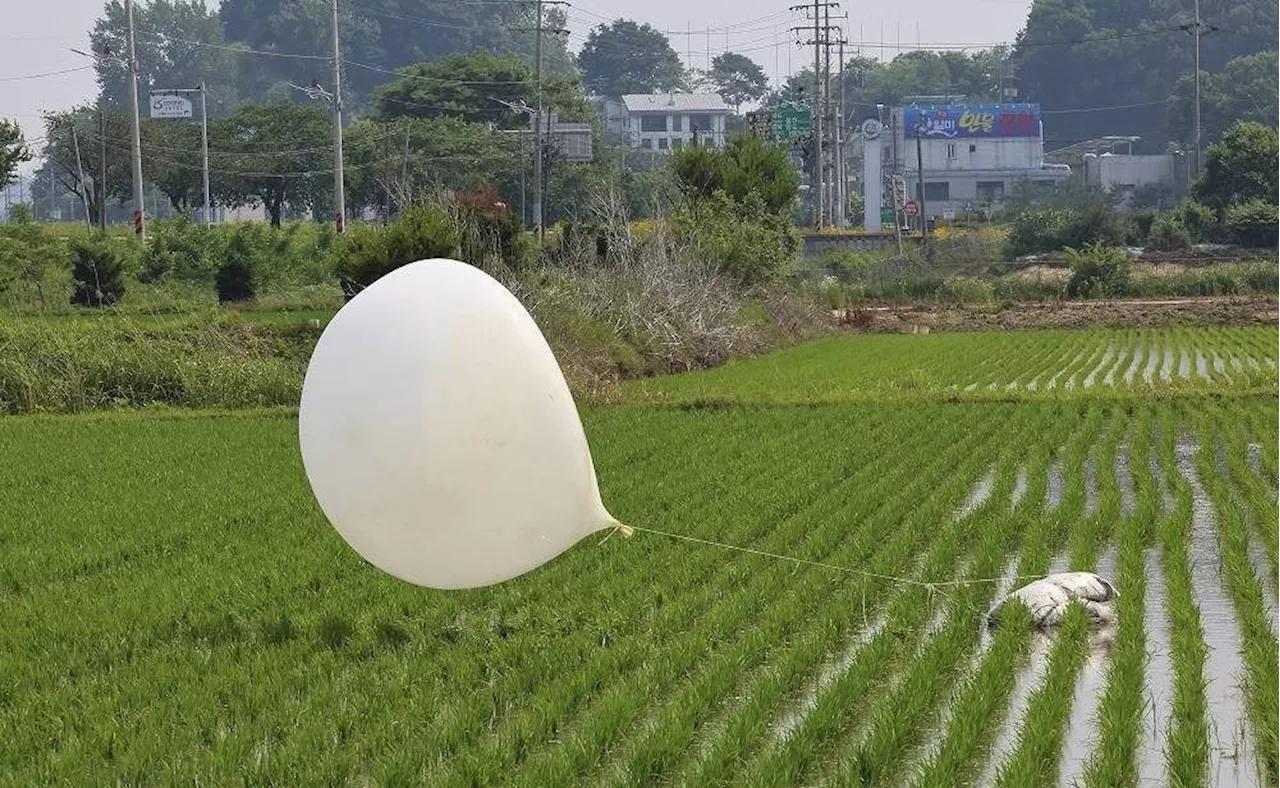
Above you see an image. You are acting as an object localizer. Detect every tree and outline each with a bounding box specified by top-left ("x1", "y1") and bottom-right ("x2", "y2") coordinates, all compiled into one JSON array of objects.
[
  {"x1": 147, "y1": 119, "x2": 207, "y2": 213},
  {"x1": 40, "y1": 106, "x2": 140, "y2": 226},
  {"x1": 578, "y1": 20, "x2": 685, "y2": 97},
  {"x1": 1191, "y1": 120, "x2": 1279, "y2": 212},
  {"x1": 672, "y1": 134, "x2": 799, "y2": 214},
  {"x1": 1168, "y1": 51, "x2": 1279, "y2": 147},
  {"x1": 91, "y1": 0, "x2": 240, "y2": 115},
  {"x1": 341, "y1": 116, "x2": 524, "y2": 219},
  {"x1": 0, "y1": 119, "x2": 29, "y2": 188},
  {"x1": 218, "y1": 0, "x2": 575, "y2": 108},
  {"x1": 708, "y1": 53, "x2": 769, "y2": 113},
  {"x1": 1013, "y1": 0, "x2": 1277, "y2": 151},
  {"x1": 213, "y1": 101, "x2": 333, "y2": 226},
  {"x1": 372, "y1": 50, "x2": 589, "y2": 128}
]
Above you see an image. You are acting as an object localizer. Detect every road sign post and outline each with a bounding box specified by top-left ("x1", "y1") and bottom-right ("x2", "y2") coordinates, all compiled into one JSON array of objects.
[{"x1": 150, "y1": 86, "x2": 211, "y2": 227}]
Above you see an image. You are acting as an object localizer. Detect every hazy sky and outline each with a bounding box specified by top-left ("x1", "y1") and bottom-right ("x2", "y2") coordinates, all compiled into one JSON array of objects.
[{"x1": 2, "y1": 0, "x2": 1030, "y2": 173}]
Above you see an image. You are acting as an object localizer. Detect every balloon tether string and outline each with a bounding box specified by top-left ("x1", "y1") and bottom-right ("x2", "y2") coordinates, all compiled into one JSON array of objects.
[{"x1": 613, "y1": 523, "x2": 1045, "y2": 593}]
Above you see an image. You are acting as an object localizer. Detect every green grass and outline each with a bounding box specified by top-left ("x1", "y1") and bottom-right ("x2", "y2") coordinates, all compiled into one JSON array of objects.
[
  {"x1": 0, "y1": 327, "x2": 1276, "y2": 785},
  {"x1": 625, "y1": 327, "x2": 1278, "y2": 406}
]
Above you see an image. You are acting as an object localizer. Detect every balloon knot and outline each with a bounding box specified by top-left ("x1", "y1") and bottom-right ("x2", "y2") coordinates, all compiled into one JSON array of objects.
[{"x1": 616, "y1": 524, "x2": 634, "y2": 539}]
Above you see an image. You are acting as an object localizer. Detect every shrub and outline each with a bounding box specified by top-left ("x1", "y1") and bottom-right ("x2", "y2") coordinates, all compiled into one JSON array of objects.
[
  {"x1": 334, "y1": 204, "x2": 461, "y2": 298},
  {"x1": 1064, "y1": 242, "x2": 1131, "y2": 298},
  {"x1": 69, "y1": 236, "x2": 127, "y2": 307},
  {"x1": 812, "y1": 247, "x2": 884, "y2": 281},
  {"x1": 216, "y1": 259, "x2": 256, "y2": 303},
  {"x1": 1129, "y1": 210, "x2": 1157, "y2": 243},
  {"x1": 453, "y1": 186, "x2": 529, "y2": 270},
  {"x1": 1059, "y1": 203, "x2": 1130, "y2": 250},
  {"x1": 993, "y1": 275, "x2": 1063, "y2": 302},
  {"x1": 1241, "y1": 260, "x2": 1279, "y2": 292},
  {"x1": 215, "y1": 224, "x2": 272, "y2": 303},
  {"x1": 672, "y1": 135, "x2": 800, "y2": 214},
  {"x1": 1008, "y1": 208, "x2": 1072, "y2": 257},
  {"x1": 937, "y1": 275, "x2": 995, "y2": 304},
  {"x1": 141, "y1": 216, "x2": 224, "y2": 284},
  {"x1": 1224, "y1": 199, "x2": 1278, "y2": 248},
  {"x1": 1173, "y1": 200, "x2": 1217, "y2": 243},
  {"x1": 672, "y1": 190, "x2": 800, "y2": 287},
  {"x1": 1146, "y1": 214, "x2": 1191, "y2": 251}
]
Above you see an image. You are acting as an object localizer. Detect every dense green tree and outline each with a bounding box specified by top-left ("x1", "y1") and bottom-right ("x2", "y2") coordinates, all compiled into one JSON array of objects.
[
  {"x1": 672, "y1": 134, "x2": 799, "y2": 214},
  {"x1": 343, "y1": 116, "x2": 523, "y2": 217},
  {"x1": 213, "y1": 101, "x2": 333, "y2": 226},
  {"x1": 1168, "y1": 51, "x2": 1278, "y2": 146},
  {"x1": 0, "y1": 119, "x2": 29, "y2": 188},
  {"x1": 770, "y1": 50, "x2": 1010, "y2": 125},
  {"x1": 708, "y1": 53, "x2": 769, "y2": 113},
  {"x1": 1013, "y1": 0, "x2": 1277, "y2": 150},
  {"x1": 1191, "y1": 120, "x2": 1279, "y2": 212},
  {"x1": 217, "y1": 0, "x2": 575, "y2": 108},
  {"x1": 578, "y1": 20, "x2": 685, "y2": 97},
  {"x1": 372, "y1": 51, "x2": 589, "y2": 128},
  {"x1": 40, "y1": 106, "x2": 137, "y2": 225},
  {"x1": 147, "y1": 119, "x2": 208, "y2": 213},
  {"x1": 91, "y1": 0, "x2": 241, "y2": 114}
]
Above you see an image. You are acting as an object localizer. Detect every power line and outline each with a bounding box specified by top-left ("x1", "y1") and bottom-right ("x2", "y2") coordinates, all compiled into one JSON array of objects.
[
  {"x1": 340, "y1": 58, "x2": 535, "y2": 85},
  {"x1": 137, "y1": 33, "x2": 329, "y2": 61},
  {"x1": 1042, "y1": 99, "x2": 1170, "y2": 114},
  {"x1": 0, "y1": 65, "x2": 95, "y2": 82}
]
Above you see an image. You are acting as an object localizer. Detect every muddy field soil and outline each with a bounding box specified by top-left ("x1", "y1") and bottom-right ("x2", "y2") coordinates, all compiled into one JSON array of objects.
[{"x1": 837, "y1": 295, "x2": 1280, "y2": 333}]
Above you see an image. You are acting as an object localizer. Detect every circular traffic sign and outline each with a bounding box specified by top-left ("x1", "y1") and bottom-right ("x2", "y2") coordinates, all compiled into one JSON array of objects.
[
  {"x1": 860, "y1": 118, "x2": 882, "y2": 140},
  {"x1": 902, "y1": 200, "x2": 919, "y2": 218}
]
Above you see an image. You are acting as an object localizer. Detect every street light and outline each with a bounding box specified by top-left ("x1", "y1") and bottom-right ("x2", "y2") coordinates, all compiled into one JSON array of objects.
[
  {"x1": 291, "y1": 80, "x2": 345, "y2": 233},
  {"x1": 70, "y1": 46, "x2": 125, "y2": 232},
  {"x1": 74, "y1": 0, "x2": 146, "y2": 240}
]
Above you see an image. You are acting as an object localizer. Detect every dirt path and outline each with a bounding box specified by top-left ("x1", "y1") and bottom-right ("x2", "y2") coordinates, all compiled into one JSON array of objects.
[{"x1": 836, "y1": 295, "x2": 1279, "y2": 333}]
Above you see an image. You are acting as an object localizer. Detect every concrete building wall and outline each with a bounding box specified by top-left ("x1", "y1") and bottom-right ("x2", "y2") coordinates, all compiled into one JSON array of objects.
[
  {"x1": 910, "y1": 136, "x2": 1046, "y2": 171},
  {"x1": 880, "y1": 104, "x2": 1071, "y2": 219},
  {"x1": 1083, "y1": 153, "x2": 1179, "y2": 190},
  {"x1": 626, "y1": 112, "x2": 727, "y2": 151}
]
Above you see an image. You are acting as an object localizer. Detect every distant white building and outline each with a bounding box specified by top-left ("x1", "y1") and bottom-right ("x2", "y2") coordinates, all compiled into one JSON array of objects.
[
  {"x1": 614, "y1": 93, "x2": 731, "y2": 152},
  {"x1": 882, "y1": 103, "x2": 1071, "y2": 218},
  {"x1": 1083, "y1": 152, "x2": 1185, "y2": 193}
]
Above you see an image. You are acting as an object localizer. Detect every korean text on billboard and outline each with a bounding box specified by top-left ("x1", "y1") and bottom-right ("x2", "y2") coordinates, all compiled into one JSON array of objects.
[{"x1": 903, "y1": 104, "x2": 1041, "y2": 139}]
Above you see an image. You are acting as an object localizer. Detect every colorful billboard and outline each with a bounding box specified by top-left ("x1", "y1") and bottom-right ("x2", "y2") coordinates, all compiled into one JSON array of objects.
[{"x1": 903, "y1": 104, "x2": 1041, "y2": 139}]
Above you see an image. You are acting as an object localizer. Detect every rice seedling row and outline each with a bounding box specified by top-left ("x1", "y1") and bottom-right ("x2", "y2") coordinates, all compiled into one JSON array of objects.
[{"x1": 2, "y1": 324, "x2": 1276, "y2": 785}]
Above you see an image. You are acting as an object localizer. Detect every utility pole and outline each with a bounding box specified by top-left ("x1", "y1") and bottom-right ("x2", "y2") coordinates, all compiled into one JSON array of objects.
[
  {"x1": 71, "y1": 123, "x2": 91, "y2": 229},
  {"x1": 330, "y1": 0, "x2": 346, "y2": 233},
  {"x1": 834, "y1": 26, "x2": 848, "y2": 228},
  {"x1": 1191, "y1": 0, "x2": 1201, "y2": 179},
  {"x1": 791, "y1": 1, "x2": 838, "y2": 229},
  {"x1": 517, "y1": 1, "x2": 567, "y2": 235},
  {"x1": 821, "y1": 1, "x2": 830, "y2": 227},
  {"x1": 1180, "y1": 0, "x2": 1216, "y2": 178},
  {"x1": 915, "y1": 124, "x2": 929, "y2": 259},
  {"x1": 813, "y1": 0, "x2": 823, "y2": 228},
  {"x1": 124, "y1": 0, "x2": 146, "y2": 239},
  {"x1": 533, "y1": 0, "x2": 544, "y2": 237},
  {"x1": 199, "y1": 83, "x2": 210, "y2": 227},
  {"x1": 98, "y1": 98, "x2": 106, "y2": 231}
]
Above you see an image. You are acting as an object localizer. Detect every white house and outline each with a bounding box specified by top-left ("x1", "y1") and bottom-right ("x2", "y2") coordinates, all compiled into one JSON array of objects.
[
  {"x1": 618, "y1": 93, "x2": 731, "y2": 152},
  {"x1": 884, "y1": 103, "x2": 1071, "y2": 217}
]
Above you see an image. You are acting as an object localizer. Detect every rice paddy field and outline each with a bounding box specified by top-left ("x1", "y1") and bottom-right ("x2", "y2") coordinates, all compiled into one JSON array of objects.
[{"x1": 0, "y1": 325, "x2": 1276, "y2": 787}]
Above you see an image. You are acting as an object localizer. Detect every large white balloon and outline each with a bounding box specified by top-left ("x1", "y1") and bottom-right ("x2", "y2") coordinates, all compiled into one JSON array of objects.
[{"x1": 298, "y1": 258, "x2": 625, "y2": 590}]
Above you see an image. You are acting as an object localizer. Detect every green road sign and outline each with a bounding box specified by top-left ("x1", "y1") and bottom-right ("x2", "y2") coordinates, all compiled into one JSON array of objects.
[
  {"x1": 771, "y1": 105, "x2": 812, "y2": 144},
  {"x1": 880, "y1": 206, "x2": 897, "y2": 225}
]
